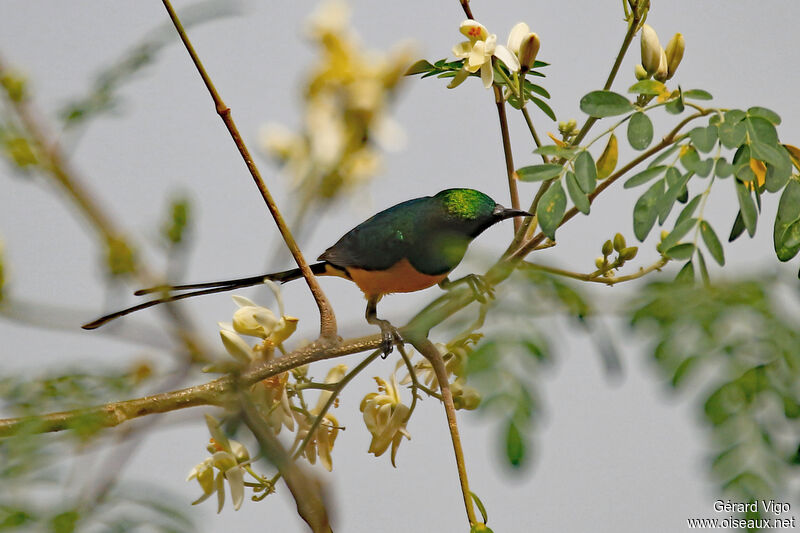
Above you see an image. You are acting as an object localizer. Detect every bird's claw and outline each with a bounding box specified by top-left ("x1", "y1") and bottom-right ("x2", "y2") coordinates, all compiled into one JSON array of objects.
[{"x1": 377, "y1": 320, "x2": 403, "y2": 358}]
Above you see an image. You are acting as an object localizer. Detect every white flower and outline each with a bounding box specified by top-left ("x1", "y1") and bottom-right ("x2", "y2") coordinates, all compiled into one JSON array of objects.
[
  {"x1": 187, "y1": 415, "x2": 251, "y2": 512},
  {"x1": 449, "y1": 20, "x2": 520, "y2": 89},
  {"x1": 507, "y1": 22, "x2": 541, "y2": 72},
  {"x1": 360, "y1": 374, "x2": 411, "y2": 466}
]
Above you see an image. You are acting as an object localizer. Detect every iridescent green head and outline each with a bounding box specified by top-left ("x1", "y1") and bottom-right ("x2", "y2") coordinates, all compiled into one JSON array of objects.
[{"x1": 434, "y1": 188, "x2": 531, "y2": 237}]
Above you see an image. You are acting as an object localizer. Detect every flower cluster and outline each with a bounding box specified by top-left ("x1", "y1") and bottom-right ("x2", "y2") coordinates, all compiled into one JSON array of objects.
[
  {"x1": 449, "y1": 20, "x2": 540, "y2": 89},
  {"x1": 360, "y1": 373, "x2": 411, "y2": 467},
  {"x1": 637, "y1": 24, "x2": 685, "y2": 83},
  {"x1": 260, "y1": 0, "x2": 412, "y2": 206},
  {"x1": 187, "y1": 415, "x2": 252, "y2": 512}
]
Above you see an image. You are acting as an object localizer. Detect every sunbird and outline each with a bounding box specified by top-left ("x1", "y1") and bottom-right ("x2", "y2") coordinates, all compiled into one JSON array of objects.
[{"x1": 83, "y1": 188, "x2": 531, "y2": 353}]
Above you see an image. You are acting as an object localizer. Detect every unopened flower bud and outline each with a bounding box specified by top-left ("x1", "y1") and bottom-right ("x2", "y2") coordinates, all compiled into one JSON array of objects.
[
  {"x1": 518, "y1": 32, "x2": 541, "y2": 72},
  {"x1": 660, "y1": 229, "x2": 670, "y2": 241},
  {"x1": 620, "y1": 246, "x2": 638, "y2": 261},
  {"x1": 613, "y1": 233, "x2": 626, "y2": 252},
  {"x1": 654, "y1": 48, "x2": 668, "y2": 82},
  {"x1": 640, "y1": 24, "x2": 662, "y2": 75},
  {"x1": 665, "y1": 33, "x2": 685, "y2": 79},
  {"x1": 268, "y1": 316, "x2": 299, "y2": 345},
  {"x1": 602, "y1": 240, "x2": 613, "y2": 256},
  {"x1": 635, "y1": 63, "x2": 649, "y2": 80},
  {"x1": 595, "y1": 257, "x2": 606, "y2": 269}
]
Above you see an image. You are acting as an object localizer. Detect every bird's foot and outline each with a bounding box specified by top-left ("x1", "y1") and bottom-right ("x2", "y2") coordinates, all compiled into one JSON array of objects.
[
  {"x1": 439, "y1": 274, "x2": 495, "y2": 303},
  {"x1": 374, "y1": 318, "x2": 403, "y2": 358}
]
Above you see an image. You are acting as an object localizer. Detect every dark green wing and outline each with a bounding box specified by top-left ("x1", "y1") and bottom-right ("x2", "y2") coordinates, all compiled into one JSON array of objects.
[{"x1": 319, "y1": 197, "x2": 433, "y2": 271}]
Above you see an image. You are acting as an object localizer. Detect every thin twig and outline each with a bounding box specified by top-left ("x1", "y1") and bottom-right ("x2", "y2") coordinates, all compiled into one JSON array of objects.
[
  {"x1": 522, "y1": 256, "x2": 669, "y2": 285},
  {"x1": 160, "y1": 0, "x2": 337, "y2": 341},
  {"x1": 493, "y1": 83, "x2": 521, "y2": 233},
  {"x1": 570, "y1": 9, "x2": 641, "y2": 147},
  {"x1": 410, "y1": 337, "x2": 478, "y2": 527}
]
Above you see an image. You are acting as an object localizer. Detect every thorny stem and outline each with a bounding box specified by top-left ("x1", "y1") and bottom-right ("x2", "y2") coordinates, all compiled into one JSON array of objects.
[
  {"x1": 410, "y1": 337, "x2": 478, "y2": 527},
  {"x1": 493, "y1": 83, "x2": 521, "y2": 233},
  {"x1": 161, "y1": 0, "x2": 337, "y2": 341},
  {"x1": 522, "y1": 256, "x2": 670, "y2": 285}
]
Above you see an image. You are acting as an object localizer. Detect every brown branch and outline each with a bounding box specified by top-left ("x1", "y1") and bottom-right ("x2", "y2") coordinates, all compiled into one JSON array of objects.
[
  {"x1": 459, "y1": 0, "x2": 474, "y2": 19},
  {"x1": 522, "y1": 256, "x2": 670, "y2": 285},
  {"x1": 160, "y1": 0, "x2": 337, "y2": 341},
  {"x1": 239, "y1": 391, "x2": 332, "y2": 533},
  {"x1": 493, "y1": 84, "x2": 521, "y2": 233},
  {"x1": 410, "y1": 336, "x2": 478, "y2": 527}
]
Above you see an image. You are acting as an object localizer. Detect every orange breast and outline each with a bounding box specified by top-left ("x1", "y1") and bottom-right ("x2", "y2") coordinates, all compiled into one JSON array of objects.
[{"x1": 346, "y1": 258, "x2": 448, "y2": 298}]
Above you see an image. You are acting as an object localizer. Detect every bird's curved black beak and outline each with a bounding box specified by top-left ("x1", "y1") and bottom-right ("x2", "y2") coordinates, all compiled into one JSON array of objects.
[{"x1": 493, "y1": 204, "x2": 533, "y2": 220}]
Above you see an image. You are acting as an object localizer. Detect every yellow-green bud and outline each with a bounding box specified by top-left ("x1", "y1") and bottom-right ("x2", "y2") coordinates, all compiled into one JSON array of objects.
[
  {"x1": 518, "y1": 32, "x2": 541, "y2": 72},
  {"x1": 660, "y1": 229, "x2": 670, "y2": 241},
  {"x1": 595, "y1": 257, "x2": 606, "y2": 269},
  {"x1": 602, "y1": 239, "x2": 613, "y2": 256},
  {"x1": 635, "y1": 63, "x2": 649, "y2": 80},
  {"x1": 654, "y1": 48, "x2": 669, "y2": 82},
  {"x1": 0, "y1": 72, "x2": 27, "y2": 102},
  {"x1": 640, "y1": 24, "x2": 662, "y2": 75},
  {"x1": 567, "y1": 119, "x2": 577, "y2": 130},
  {"x1": 620, "y1": 246, "x2": 638, "y2": 261},
  {"x1": 613, "y1": 233, "x2": 626, "y2": 252},
  {"x1": 665, "y1": 33, "x2": 685, "y2": 79}
]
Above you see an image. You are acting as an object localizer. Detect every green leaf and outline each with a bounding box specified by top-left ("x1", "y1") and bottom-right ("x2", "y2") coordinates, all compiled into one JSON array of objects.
[
  {"x1": 517, "y1": 164, "x2": 563, "y2": 182},
  {"x1": 534, "y1": 145, "x2": 577, "y2": 159},
  {"x1": 530, "y1": 96, "x2": 557, "y2": 121},
  {"x1": 729, "y1": 210, "x2": 746, "y2": 242},
  {"x1": 735, "y1": 180, "x2": 758, "y2": 237},
  {"x1": 579, "y1": 90, "x2": 633, "y2": 118},
  {"x1": 665, "y1": 92, "x2": 685, "y2": 114},
  {"x1": 745, "y1": 116, "x2": 779, "y2": 145},
  {"x1": 627, "y1": 111, "x2": 654, "y2": 150},
  {"x1": 537, "y1": 179, "x2": 567, "y2": 240},
  {"x1": 747, "y1": 106, "x2": 781, "y2": 125},
  {"x1": 633, "y1": 178, "x2": 665, "y2": 241},
  {"x1": 675, "y1": 260, "x2": 695, "y2": 283},
  {"x1": 750, "y1": 141, "x2": 785, "y2": 167},
  {"x1": 565, "y1": 171, "x2": 590, "y2": 214},
  {"x1": 470, "y1": 492, "x2": 489, "y2": 524},
  {"x1": 666, "y1": 243, "x2": 696, "y2": 260},
  {"x1": 696, "y1": 249, "x2": 711, "y2": 285},
  {"x1": 774, "y1": 179, "x2": 800, "y2": 261},
  {"x1": 628, "y1": 79, "x2": 666, "y2": 95},
  {"x1": 676, "y1": 195, "x2": 702, "y2": 226},
  {"x1": 657, "y1": 168, "x2": 692, "y2": 224},
  {"x1": 683, "y1": 89, "x2": 713, "y2": 100},
  {"x1": 700, "y1": 221, "x2": 725, "y2": 265},
  {"x1": 689, "y1": 125, "x2": 718, "y2": 153},
  {"x1": 648, "y1": 143, "x2": 681, "y2": 168},
  {"x1": 680, "y1": 146, "x2": 713, "y2": 177},
  {"x1": 672, "y1": 356, "x2": 700, "y2": 388},
  {"x1": 660, "y1": 217, "x2": 697, "y2": 251},
  {"x1": 624, "y1": 165, "x2": 667, "y2": 189},
  {"x1": 405, "y1": 59, "x2": 433, "y2": 75},
  {"x1": 506, "y1": 421, "x2": 525, "y2": 467},
  {"x1": 574, "y1": 151, "x2": 597, "y2": 193},
  {"x1": 715, "y1": 158, "x2": 733, "y2": 178},
  {"x1": 718, "y1": 120, "x2": 747, "y2": 150},
  {"x1": 764, "y1": 145, "x2": 793, "y2": 192}
]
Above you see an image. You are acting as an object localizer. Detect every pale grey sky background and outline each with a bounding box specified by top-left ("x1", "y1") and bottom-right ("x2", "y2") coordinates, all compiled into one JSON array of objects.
[{"x1": 1, "y1": 1, "x2": 799, "y2": 532}]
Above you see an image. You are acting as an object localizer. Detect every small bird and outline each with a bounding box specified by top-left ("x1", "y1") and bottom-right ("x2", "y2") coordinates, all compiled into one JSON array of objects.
[{"x1": 83, "y1": 188, "x2": 530, "y2": 353}]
